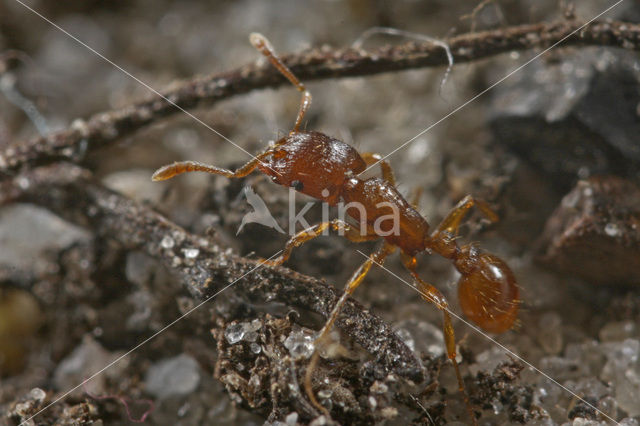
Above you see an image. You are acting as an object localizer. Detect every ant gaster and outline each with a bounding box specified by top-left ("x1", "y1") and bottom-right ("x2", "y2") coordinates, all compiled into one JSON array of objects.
[{"x1": 153, "y1": 33, "x2": 519, "y2": 424}]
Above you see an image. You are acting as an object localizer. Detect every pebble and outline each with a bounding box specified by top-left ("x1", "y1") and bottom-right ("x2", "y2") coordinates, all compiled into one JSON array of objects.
[
  {"x1": 183, "y1": 248, "x2": 199, "y2": 259},
  {"x1": 600, "y1": 339, "x2": 640, "y2": 416},
  {"x1": 53, "y1": 336, "x2": 123, "y2": 396},
  {"x1": 224, "y1": 323, "x2": 245, "y2": 344},
  {"x1": 537, "y1": 312, "x2": 563, "y2": 354},
  {"x1": 599, "y1": 321, "x2": 637, "y2": 342},
  {"x1": 249, "y1": 343, "x2": 261, "y2": 354},
  {"x1": 145, "y1": 354, "x2": 201, "y2": 399},
  {"x1": 0, "y1": 204, "x2": 89, "y2": 272},
  {"x1": 283, "y1": 329, "x2": 315, "y2": 359},
  {"x1": 161, "y1": 235, "x2": 175, "y2": 249}
]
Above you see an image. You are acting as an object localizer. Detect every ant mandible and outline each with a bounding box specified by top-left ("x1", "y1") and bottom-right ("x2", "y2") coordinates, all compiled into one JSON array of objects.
[{"x1": 152, "y1": 33, "x2": 519, "y2": 424}]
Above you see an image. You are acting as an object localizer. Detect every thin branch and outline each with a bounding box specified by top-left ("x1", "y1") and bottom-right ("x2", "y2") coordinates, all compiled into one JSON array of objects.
[
  {"x1": 1, "y1": 19, "x2": 640, "y2": 175},
  {"x1": 1, "y1": 163, "x2": 424, "y2": 385}
]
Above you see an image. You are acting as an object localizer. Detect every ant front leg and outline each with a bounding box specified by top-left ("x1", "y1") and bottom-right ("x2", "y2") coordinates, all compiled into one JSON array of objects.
[
  {"x1": 434, "y1": 195, "x2": 498, "y2": 236},
  {"x1": 305, "y1": 242, "x2": 395, "y2": 416},
  {"x1": 401, "y1": 252, "x2": 478, "y2": 426},
  {"x1": 261, "y1": 219, "x2": 377, "y2": 267},
  {"x1": 151, "y1": 150, "x2": 273, "y2": 181}
]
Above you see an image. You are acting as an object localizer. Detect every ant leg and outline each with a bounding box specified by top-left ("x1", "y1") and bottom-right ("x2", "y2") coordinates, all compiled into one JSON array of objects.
[
  {"x1": 401, "y1": 252, "x2": 477, "y2": 426},
  {"x1": 434, "y1": 195, "x2": 498, "y2": 236},
  {"x1": 262, "y1": 219, "x2": 377, "y2": 267},
  {"x1": 360, "y1": 152, "x2": 396, "y2": 185},
  {"x1": 305, "y1": 243, "x2": 396, "y2": 415},
  {"x1": 410, "y1": 186, "x2": 422, "y2": 208},
  {"x1": 151, "y1": 150, "x2": 273, "y2": 181},
  {"x1": 250, "y1": 33, "x2": 312, "y2": 133}
]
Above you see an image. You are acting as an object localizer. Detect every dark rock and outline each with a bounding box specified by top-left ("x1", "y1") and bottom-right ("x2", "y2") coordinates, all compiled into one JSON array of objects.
[
  {"x1": 537, "y1": 176, "x2": 640, "y2": 285},
  {"x1": 490, "y1": 49, "x2": 640, "y2": 191}
]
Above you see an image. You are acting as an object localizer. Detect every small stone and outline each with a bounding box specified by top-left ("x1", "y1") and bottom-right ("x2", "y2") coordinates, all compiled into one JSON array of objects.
[
  {"x1": 600, "y1": 339, "x2": 640, "y2": 416},
  {"x1": 244, "y1": 331, "x2": 258, "y2": 342},
  {"x1": 571, "y1": 418, "x2": 603, "y2": 426},
  {"x1": 370, "y1": 381, "x2": 388, "y2": 394},
  {"x1": 248, "y1": 374, "x2": 260, "y2": 389},
  {"x1": 14, "y1": 402, "x2": 31, "y2": 417},
  {"x1": 250, "y1": 343, "x2": 261, "y2": 354},
  {"x1": 537, "y1": 312, "x2": 563, "y2": 354},
  {"x1": 309, "y1": 416, "x2": 328, "y2": 426},
  {"x1": 285, "y1": 412, "x2": 298, "y2": 426},
  {"x1": 0, "y1": 205, "x2": 90, "y2": 273},
  {"x1": 604, "y1": 223, "x2": 621, "y2": 237},
  {"x1": 317, "y1": 389, "x2": 332, "y2": 399},
  {"x1": 469, "y1": 347, "x2": 510, "y2": 376},
  {"x1": 17, "y1": 177, "x2": 30, "y2": 189},
  {"x1": 248, "y1": 318, "x2": 262, "y2": 332},
  {"x1": 394, "y1": 328, "x2": 415, "y2": 352},
  {"x1": 54, "y1": 336, "x2": 124, "y2": 397},
  {"x1": 393, "y1": 319, "x2": 444, "y2": 357},
  {"x1": 284, "y1": 329, "x2": 315, "y2": 359},
  {"x1": 597, "y1": 395, "x2": 618, "y2": 420},
  {"x1": 29, "y1": 388, "x2": 46, "y2": 402},
  {"x1": 145, "y1": 354, "x2": 200, "y2": 399},
  {"x1": 599, "y1": 321, "x2": 637, "y2": 342},
  {"x1": 368, "y1": 395, "x2": 377, "y2": 409},
  {"x1": 380, "y1": 406, "x2": 398, "y2": 419},
  {"x1": 183, "y1": 248, "x2": 199, "y2": 259},
  {"x1": 224, "y1": 323, "x2": 246, "y2": 344},
  {"x1": 160, "y1": 235, "x2": 175, "y2": 249}
]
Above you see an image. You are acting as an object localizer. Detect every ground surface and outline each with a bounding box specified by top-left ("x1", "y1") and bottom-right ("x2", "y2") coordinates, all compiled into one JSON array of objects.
[{"x1": 1, "y1": 1, "x2": 640, "y2": 425}]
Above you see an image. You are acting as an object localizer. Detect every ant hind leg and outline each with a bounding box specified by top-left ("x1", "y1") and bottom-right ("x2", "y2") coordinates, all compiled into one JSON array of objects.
[{"x1": 401, "y1": 252, "x2": 478, "y2": 426}]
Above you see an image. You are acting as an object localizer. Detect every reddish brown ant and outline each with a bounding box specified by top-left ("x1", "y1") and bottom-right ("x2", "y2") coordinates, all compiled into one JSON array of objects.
[{"x1": 152, "y1": 33, "x2": 519, "y2": 424}]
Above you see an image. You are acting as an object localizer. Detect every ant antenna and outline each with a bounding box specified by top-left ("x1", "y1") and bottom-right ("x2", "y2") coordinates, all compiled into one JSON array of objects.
[
  {"x1": 250, "y1": 33, "x2": 312, "y2": 133},
  {"x1": 352, "y1": 27, "x2": 454, "y2": 95}
]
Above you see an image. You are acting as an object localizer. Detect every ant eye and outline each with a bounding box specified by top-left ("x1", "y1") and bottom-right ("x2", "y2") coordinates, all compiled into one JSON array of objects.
[{"x1": 291, "y1": 180, "x2": 304, "y2": 191}]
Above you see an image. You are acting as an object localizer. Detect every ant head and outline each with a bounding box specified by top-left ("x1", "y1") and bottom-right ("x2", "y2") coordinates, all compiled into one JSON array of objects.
[{"x1": 257, "y1": 131, "x2": 366, "y2": 204}]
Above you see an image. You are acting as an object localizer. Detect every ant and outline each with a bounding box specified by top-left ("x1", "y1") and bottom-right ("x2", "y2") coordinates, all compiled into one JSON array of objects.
[{"x1": 152, "y1": 33, "x2": 519, "y2": 424}]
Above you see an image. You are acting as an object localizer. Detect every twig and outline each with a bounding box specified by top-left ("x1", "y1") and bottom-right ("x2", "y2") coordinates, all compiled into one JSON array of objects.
[
  {"x1": 1, "y1": 163, "x2": 425, "y2": 385},
  {"x1": 1, "y1": 19, "x2": 640, "y2": 175}
]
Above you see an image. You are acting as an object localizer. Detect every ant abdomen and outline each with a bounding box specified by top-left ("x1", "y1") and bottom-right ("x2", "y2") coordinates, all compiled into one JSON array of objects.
[{"x1": 456, "y1": 251, "x2": 519, "y2": 333}]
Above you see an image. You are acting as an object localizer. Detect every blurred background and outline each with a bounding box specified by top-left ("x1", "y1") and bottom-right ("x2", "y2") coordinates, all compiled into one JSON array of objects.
[{"x1": 1, "y1": 0, "x2": 640, "y2": 424}]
